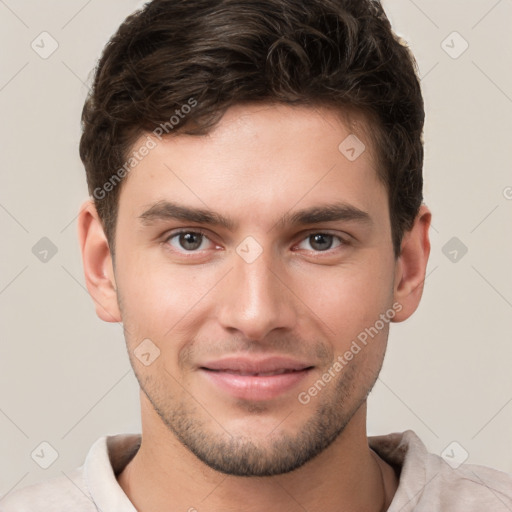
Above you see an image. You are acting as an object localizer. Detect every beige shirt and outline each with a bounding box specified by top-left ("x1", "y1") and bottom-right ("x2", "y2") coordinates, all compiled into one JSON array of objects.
[{"x1": 1, "y1": 430, "x2": 511, "y2": 511}]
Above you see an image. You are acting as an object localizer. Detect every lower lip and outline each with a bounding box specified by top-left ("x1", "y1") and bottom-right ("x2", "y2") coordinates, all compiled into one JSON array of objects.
[{"x1": 200, "y1": 368, "x2": 312, "y2": 401}]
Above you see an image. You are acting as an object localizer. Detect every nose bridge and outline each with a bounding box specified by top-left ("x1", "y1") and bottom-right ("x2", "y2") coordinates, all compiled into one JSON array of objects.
[{"x1": 217, "y1": 246, "x2": 295, "y2": 339}]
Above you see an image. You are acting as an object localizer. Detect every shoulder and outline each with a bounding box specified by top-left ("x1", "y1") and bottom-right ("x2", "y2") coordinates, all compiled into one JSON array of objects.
[
  {"x1": 369, "y1": 430, "x2": 512, "y2": 511},
  {"x1": 423, "y1": 458, "x2": 512, "y2": 510},
  {"x1": 0, "y1": 467, "x2": 95, "y2": 512},
  {"x1": 0, "y1": 433, "x2": 140, "y2": 512}
]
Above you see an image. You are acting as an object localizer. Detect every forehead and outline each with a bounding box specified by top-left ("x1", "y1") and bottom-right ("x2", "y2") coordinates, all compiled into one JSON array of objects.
[{"x1": 117, "y1": 103, "x2": 387, "y2": 227}]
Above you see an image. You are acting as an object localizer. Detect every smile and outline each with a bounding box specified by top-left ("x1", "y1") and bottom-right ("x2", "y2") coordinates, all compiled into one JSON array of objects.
[{"x1": 199, "y1": 356, "x2": 314, "y2": 401}]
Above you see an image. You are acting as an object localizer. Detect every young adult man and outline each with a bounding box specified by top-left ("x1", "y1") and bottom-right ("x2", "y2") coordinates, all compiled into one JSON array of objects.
[{"x1": 2, "y1": 0, "x2": 511, "y2": 510}]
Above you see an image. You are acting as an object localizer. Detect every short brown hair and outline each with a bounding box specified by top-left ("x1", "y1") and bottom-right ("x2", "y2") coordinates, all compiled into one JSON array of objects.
[{"x1": 79, "y1": 0, "x2": 424, "y2": 257}]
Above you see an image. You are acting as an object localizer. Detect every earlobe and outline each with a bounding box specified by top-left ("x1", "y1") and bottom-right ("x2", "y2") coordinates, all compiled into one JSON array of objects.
[
  {"x1": 392, "y1": 204, "x2": 432, "y2": 323},
  {"x1": 77, "y1": 199, "x2": 122, "y2": 323}
]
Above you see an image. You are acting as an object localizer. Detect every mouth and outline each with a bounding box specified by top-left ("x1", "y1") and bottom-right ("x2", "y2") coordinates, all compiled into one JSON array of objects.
[
  {"x1": 203, "y1": 368, "x2": 309, "y2": 377},
  {"x1": 199, "y1": 357, "x2": 314, "y2": 401}
]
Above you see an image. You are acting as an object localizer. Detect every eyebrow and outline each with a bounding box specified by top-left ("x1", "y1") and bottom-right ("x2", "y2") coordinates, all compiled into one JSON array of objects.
[
  {"x1": 277, "y1": 203, "x2": 373, "y2": 229},
  {"x1": 138, "y1": 200, "x2": 373, "y2": 230},
  {"x1": 138, "y1": 200, "x2": 236, "y2": 230}
]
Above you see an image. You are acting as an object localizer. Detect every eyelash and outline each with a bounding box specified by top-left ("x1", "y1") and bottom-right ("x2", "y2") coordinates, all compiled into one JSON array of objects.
[{"x1": 162, "y1": 229, "x2": 350, "y2": 255}]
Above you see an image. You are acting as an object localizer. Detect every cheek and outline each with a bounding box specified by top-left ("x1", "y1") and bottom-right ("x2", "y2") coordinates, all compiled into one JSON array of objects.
[
  {"x1": 115, "y1": 254, "x2": 217, "y2": 341},
  {"x1": 294, "y1": 259, "x2": 394, "y2": 336}
]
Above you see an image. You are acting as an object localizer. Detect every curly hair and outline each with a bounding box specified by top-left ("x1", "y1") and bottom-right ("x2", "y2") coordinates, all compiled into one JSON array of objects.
[{"x1": 79, "y1": 0, "x2": 424, "y2": 257}]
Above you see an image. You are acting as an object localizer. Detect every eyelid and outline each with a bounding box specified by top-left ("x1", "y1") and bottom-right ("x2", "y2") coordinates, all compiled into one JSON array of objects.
[
  {"x1": 297, "y1": 228, "x2": 351, "y2": 242},
  {"x1": 163, "y1": 227, "x2": 211, "y2": 242}
]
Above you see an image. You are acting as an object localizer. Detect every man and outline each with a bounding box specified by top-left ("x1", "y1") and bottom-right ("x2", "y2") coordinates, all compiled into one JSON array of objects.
[{"x1": 2, "y1": 0, "x2": 511, "y2": 510}]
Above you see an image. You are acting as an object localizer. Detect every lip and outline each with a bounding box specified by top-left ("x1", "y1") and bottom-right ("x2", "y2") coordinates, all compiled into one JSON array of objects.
[{"x1": 199, "y1": 356, "x2": 314, "y2": 401}]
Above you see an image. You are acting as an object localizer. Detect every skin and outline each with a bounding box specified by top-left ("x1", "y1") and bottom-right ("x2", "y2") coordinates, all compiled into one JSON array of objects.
[{"x1": 78, "y1": 103, "x2": 431, "y2": 512}]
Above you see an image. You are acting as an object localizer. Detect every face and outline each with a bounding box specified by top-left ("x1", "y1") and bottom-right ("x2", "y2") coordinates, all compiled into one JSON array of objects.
[{"x1": 112, "y1": 104, "x2": 399, "y2": 476}]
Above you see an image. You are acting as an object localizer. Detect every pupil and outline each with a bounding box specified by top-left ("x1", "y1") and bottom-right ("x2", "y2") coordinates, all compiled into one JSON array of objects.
[
  {"x1": 310, "y1": 234, "x2": 332, "y2": 251},
  {"x1": 180, "y1": 232, "x2": 202, "y2": 250}
]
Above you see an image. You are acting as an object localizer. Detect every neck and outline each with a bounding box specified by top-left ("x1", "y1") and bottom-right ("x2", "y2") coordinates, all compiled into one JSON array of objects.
[{"x1": 117, "y1": 392, "x2": 398, "y2": 512}]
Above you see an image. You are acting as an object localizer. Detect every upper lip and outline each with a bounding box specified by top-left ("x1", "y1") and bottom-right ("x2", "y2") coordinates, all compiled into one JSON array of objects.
[{"x1": 200, "y1": 356, "x2": 313, "y2": 374}]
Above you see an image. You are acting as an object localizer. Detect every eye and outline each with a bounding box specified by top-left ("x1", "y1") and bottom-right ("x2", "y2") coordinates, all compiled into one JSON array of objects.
[
  {"x1": 296, "y1": 233, "x2": 344, "y2": 252},
  {"x1": 165, "y1": 231, "x2": 214, "y2": 252}
]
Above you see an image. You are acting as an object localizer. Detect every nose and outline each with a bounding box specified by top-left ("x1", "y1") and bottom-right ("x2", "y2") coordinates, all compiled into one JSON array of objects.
[{"x1": 216, "y1": 249, "x2": 297, "y2": 341}]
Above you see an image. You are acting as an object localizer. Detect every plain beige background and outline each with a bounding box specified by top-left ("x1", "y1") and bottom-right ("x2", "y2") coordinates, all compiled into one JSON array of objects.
[{"x1": 1, "y1": 0, "x2": 511, "y2": 497}]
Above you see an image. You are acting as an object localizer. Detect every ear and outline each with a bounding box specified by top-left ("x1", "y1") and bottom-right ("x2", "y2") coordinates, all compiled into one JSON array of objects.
[
  {"x1": 392, "y1": 204, "x2": 431, "y2": 322},
  {"x1": 77, "y1": 199, "x2": 121, "y2": 323}
]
